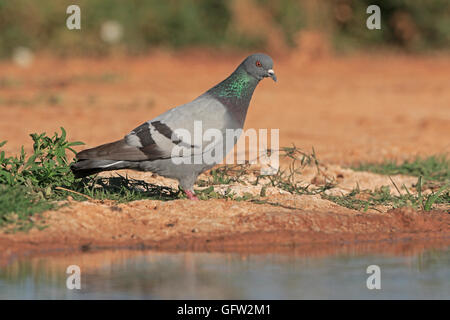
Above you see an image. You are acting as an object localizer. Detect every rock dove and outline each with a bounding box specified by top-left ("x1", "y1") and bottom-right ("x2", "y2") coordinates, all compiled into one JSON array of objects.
[{"x1": 71, "y1": 53, "x2": 277, "y2": 200}]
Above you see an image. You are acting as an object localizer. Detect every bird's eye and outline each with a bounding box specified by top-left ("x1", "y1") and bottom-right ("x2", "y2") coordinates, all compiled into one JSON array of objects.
[{"x1": 255, "y1": 60, "x2": 262, "y2": 67}]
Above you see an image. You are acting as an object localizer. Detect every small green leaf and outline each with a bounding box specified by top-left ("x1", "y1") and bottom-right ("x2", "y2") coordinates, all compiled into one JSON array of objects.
[{"x1": 424, "y1": 184, "x2": 449, "y2": 211}]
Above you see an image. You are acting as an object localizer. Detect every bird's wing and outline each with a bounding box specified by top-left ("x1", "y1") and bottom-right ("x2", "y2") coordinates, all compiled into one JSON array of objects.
[{"x1": 77, "y1": 96, "x2": 231, "y2": 161}]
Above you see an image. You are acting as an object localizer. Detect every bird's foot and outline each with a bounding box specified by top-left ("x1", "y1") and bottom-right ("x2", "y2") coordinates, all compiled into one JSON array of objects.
[{"x1": 185, "y1": 190, "x2": 199, "y2": 201}]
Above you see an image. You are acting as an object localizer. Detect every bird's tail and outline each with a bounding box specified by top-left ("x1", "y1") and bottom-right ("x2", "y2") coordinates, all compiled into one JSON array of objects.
[{"x1": 70, "y1": 159, "x2": 129, "y2": 178}]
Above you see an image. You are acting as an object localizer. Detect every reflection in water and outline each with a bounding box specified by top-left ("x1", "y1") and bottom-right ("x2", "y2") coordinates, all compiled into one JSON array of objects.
[{"x1": 0, "y1": 247, "x2": 449, "y2": 299}]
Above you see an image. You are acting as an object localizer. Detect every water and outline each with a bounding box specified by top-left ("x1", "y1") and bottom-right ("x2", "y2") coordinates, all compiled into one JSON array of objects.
[{"x1": 1, "y1": 246, "x2": 449, "y2": 299}]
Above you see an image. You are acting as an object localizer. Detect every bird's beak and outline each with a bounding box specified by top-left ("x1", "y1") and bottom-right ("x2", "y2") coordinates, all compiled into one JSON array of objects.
[{"x1": 267, "y1": 69, "x2": 277, "y2": 82}]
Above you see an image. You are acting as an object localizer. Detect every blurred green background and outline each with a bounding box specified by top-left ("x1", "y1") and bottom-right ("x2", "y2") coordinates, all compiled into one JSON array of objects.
[{"x1": 0, "y1": 0, "x2": 449, "y2": 58}]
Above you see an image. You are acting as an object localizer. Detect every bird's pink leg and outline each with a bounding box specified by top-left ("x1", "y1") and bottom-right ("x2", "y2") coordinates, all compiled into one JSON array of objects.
[{"x1": 185, "y1": 190, "x2": 199, "y2": 201}]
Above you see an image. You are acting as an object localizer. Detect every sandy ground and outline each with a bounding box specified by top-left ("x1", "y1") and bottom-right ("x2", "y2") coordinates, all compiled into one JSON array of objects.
[{"x1": 0, "y1": 51, "x2": 449, "y2": 260}]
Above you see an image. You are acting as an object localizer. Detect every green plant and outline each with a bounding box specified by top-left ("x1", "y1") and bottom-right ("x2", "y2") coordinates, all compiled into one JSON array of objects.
[
  {"x1": 0, "y1": 128, "x2": 84, "y2": 230},
  {"x1": 413, "y1": 176, "x2": 449, "y2": 211},
  {"x1": 0, "y1": 127, "x2": 84, "y2": 188},
  {"x1": 0, "y1": 185, "x2": 52, "y2": 233},
  {"x1": 324, "y1": 176, "x2": 449, "y2": 212}
]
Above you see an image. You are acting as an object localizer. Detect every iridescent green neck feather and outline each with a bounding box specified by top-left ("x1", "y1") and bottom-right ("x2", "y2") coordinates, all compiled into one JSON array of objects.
[
  {"x1": 206, "y1": 67, "x2": 260, "y2": 126},
  {"x1": 211, "y1": 68, "x2": 255, "y2": 98}
]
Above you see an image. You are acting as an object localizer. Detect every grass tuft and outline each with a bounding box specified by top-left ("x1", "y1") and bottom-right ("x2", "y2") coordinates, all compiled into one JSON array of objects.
[
  {"x1": 0, "y1": 185, "x2": 52, "y2": 233},
  {"x1": 353, "y1": 156, "x2": 449, "y2": 182},
  {"x1": 323, "y1": 178, "x2": 449, "y2": 212}
]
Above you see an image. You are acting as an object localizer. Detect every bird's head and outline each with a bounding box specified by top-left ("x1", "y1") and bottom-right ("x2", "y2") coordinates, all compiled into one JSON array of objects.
[{"x1": 241, "y1": 53, "x2": 277, "y2": 82}]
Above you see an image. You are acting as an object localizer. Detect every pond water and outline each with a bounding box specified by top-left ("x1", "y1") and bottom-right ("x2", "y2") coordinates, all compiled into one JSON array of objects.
[{"x1": 1, "y1": 245, "x2": 449, "y2": 299}]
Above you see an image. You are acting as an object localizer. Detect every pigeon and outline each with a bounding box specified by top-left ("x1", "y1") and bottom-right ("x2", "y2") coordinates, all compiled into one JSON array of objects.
[{"x1": 71, "y1": 53, "x2": 277, "y2": 200}]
